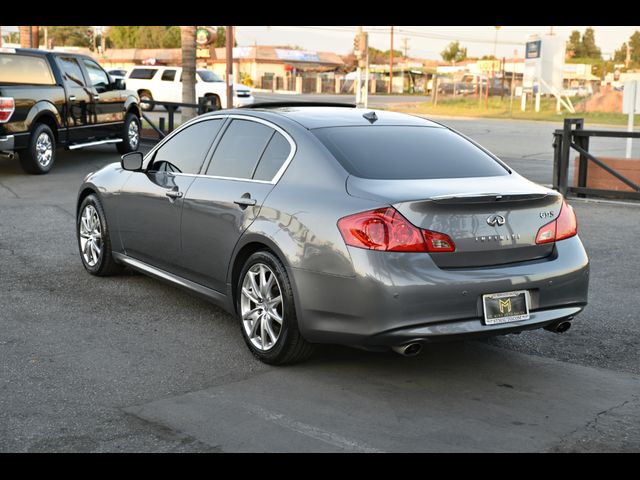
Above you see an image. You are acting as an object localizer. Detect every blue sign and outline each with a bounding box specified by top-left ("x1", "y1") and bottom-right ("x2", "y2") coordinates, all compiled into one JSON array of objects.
[{"x1": 526, "y1": 40, "x2": 541, "y2": 59}]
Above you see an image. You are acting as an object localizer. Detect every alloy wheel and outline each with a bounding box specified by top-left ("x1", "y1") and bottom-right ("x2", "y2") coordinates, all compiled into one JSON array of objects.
[
  {"x1": 240, "y1": 263, "x2": 284, "y2": 351},
  {"x1": 79, "y1": 204, "x2": 102, "y2": 267},
  {"x1": 35, "y1": 132, "x2": 53, "y2": 167},
  {"x1": 128, "y1": 120, "x2": 139, "y2": 149}
]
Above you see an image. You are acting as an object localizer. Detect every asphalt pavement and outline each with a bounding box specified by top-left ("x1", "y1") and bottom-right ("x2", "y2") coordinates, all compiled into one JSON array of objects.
[{"x1": 1, "y1": 116, "x2": 639, "y2": 452}]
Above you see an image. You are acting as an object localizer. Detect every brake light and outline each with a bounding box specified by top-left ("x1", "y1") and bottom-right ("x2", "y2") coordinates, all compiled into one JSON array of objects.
[
  {"x1": 0, "y1": 97, "x2": 15, "y2": 123},
  {"x1": 337, "y1": 207, "x2": 455, "y2": 253},
  {"x1": 535, "y1": 200, "x2": 577, "y2": 244}
]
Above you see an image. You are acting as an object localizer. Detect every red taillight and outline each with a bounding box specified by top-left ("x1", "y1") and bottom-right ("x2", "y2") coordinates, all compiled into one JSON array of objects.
[
  {"x1": 337, "y1": 207, "x2": 455, "y2": 253},
  {"x1": 0, "y1": 97, "x2": 15, "y2": 123},
  {"x1": 535, "y1": 199, "x2": 577, "y2": 245}
]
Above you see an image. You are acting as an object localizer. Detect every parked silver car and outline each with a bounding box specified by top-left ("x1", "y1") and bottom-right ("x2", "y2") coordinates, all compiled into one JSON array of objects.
[{"x1": 76, "y1": 103, "x2": 589, "y2": 364}]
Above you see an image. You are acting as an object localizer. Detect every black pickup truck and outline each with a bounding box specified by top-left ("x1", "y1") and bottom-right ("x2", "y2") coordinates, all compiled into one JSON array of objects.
[{"x1": 0, "y1": 47, "x2": 141, "y2": 174}]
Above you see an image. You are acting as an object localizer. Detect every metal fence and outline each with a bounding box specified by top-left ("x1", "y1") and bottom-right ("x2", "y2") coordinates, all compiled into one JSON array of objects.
[
  {"x1": 139, "y1": 97, "x2": 220, "y2": 143},
  {"x1": 552, "y1": 118, "x2": 640, "y2": 201}
]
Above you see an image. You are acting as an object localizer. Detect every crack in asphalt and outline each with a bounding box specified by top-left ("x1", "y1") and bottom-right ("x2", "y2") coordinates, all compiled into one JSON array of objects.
[{"x1": 0, "y1": 180, "x2": 20, "y2": 199}]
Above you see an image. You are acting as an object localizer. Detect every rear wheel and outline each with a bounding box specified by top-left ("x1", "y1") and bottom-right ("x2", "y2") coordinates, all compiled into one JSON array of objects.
[
  {"x1": 139, "y1": 91, "x2": 154, "y2": 111},
  {"x1": 116, "y1": 113, "x2": 140, "y2": 154},
  {"x1": 77, "y1": 194, "x2": 123, "y2": 276},
  {"x1": 237, "y1": 251, "x2": 314, "y2": 365},
  {"x1": 19, "y1": 123, "x2": 56, "y2": 175},
  {"x1": 205, "y1": 94, "x2": 222, "y2": 110}
]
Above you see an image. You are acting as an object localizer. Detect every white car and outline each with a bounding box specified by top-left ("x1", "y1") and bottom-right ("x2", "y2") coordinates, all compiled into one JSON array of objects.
[{"x1": 124, "y1": 66, "x2": 254, "y2": 111}]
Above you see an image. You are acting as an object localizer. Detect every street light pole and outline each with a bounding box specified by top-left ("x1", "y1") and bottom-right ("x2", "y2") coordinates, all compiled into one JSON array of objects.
[{"x1": 389, "y1": 26, "x2": 394, "y2": 94}]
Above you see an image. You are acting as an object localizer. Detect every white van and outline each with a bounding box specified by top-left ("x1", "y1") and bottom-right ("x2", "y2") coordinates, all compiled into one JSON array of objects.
[{"x1": 124, "y1": 66, "x2": 254, "y2": 111}]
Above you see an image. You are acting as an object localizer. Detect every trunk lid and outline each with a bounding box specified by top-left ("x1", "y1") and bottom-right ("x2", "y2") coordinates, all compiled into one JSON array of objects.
[{"x1": 347, "y1": 174, "x2": 562, "y2": 268}]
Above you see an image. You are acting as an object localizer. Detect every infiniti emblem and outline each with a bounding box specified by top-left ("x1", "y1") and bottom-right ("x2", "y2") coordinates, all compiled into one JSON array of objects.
[{"x1": 487, "y1": 214, "x2": 506, "y2": 226}]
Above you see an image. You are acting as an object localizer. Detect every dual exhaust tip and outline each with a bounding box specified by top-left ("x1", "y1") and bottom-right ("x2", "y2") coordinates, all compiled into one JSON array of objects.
[{"x1": 0, "y1": 152, "x2": 15, "y2": 160}]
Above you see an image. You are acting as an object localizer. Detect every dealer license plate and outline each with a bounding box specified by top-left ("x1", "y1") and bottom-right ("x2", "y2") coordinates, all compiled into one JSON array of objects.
[{"x1": 482, "y1": 290, "x2": 530, "y2": 325}]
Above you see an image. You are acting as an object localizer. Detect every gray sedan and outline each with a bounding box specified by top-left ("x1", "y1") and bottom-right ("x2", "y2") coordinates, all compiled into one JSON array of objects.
[{"x1": 76, "y1": 104, "x2": 589, "y2": 364}]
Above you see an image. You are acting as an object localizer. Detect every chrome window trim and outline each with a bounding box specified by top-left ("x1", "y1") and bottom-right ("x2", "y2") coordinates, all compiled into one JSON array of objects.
[{"x1": 143, "y1": 113, "x2": 297, "y2": 185}]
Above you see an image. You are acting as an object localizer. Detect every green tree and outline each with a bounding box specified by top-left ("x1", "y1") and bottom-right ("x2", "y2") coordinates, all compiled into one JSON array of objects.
[
  {"x1": 47, "y1": 26, "x2": 92, "y2": 48},
  {"x1": 581, "y1": 27, "x2": 601, "y2": 59},
  {"x1": 566, "y1": 30, "x2": 582, "y2": 57},
  {"x1": 440, "y1": 41, "x2": 467, "y2": 63},
  {"x1": 212, "y1": 26, "x2": 236, "y2": 48},
  {"x1": 630, "y1": 31, "x2": 640, "y2": 64},
  {"x1": 107, "y1": 26, "x2": 139, "y2": 48},
  {"x1": 3, "y1": 31, "x2": 20, "y2": 43},
  {"x1": 614, "y1": 42, "x2": 628, "y2": 63},
  {"x1": 161, "y1": 26, "x2": 181, "y2": 48}
]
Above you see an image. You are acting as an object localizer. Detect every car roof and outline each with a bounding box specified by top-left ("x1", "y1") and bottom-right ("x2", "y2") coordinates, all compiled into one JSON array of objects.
[{"x1": 226, "y1": 106, "x2": 444, "y2": 130}]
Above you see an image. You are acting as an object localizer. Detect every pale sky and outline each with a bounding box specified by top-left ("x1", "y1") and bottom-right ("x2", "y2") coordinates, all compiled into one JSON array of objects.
[
  {"x1": 2, "y1": 25, "x2": 638, "y2": 60},
  {"x1": 234, "y1": 26, "x2": 640, "y2": 60}
]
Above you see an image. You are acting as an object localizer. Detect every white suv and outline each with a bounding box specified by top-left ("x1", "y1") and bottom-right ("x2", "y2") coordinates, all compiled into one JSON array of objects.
[{"x1": 124, "y1": 66, "x2": 254, "y2": 111}]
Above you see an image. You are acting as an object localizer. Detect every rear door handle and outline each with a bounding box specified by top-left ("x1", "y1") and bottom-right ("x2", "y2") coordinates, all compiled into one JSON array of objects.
[
  {"x1": 165, "y1": 190, "x2": 183, "y2": 199},
  {"x1": 234, "y1": 197, "x2": 257, "y2": 207}
]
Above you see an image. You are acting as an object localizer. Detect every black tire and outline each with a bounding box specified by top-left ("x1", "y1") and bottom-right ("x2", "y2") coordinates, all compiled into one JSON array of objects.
[
  {"x1": 206, "y1": 94, "x2": 222, "y2": 110},
  {"x1": 19, "y1": 123, "x2": 56, "y2": 175},
  {"x1": 236, "y1": 250, "x2": 315, "y2": 365},
  {"x1": 139, "y1": 91, "x2": 154, "y2": 111},
  {"x1": 77, "y1": 194, "x2": 123, "y2": 276},
  {"x1": 116, "y1": 113, "x2": 141, "y2": 154}
]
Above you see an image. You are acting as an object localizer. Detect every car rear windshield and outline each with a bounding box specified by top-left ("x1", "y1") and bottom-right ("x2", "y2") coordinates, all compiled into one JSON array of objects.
[
  {"x1": 0, "y1": 53, "x2": 56, "y2": 85},
  {"x1": 312, "y1": 126, "x2": 509, "y2": 180},
  {"x1": 129, "y1": 68, "x2": 157, "y2": 80}
]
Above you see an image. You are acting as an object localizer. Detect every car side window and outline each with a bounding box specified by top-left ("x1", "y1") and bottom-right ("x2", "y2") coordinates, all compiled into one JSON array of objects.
[
  {"x1": 81, "y1": 58, "x2": 110, "y2": 92},
  {"x1": 149, "y1": 119, "x2": 224, "y2": 175},
  {"x1": 206, "y1": 119, "x2": 274, "y2": 179},
  {"x1": 161, "y1": 70, "x2": 176, "y2": 81},
  {"x1": 253, "y1": 131, "x2": 292, "y2": 181},
  {"x1": 57, "y1": 56, "x2": 85, "y2": 87}
]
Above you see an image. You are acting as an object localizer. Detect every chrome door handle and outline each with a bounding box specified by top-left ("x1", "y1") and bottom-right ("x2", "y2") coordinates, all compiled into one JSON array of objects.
[
  {"x1": 165, "y1": 190, "x2": 183, "y2": 199},
  {"x1": 234, "y1": 197, "x2": 257, "y2": 207},
  {"x1": 69, "y1": 95, "x2": 76, "y2": 101}
]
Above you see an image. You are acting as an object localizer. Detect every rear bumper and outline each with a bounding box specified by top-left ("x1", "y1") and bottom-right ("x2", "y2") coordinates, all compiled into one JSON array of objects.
[
  {"x1": 290, "y1": 235, "x2": 589, "y2": 346},
  {"x1": 0, "y1": 134, "x2": 15, "y2": 152}
]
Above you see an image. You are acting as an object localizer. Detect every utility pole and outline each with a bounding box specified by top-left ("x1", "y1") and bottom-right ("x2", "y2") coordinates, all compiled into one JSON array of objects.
[
  {"x1": 389, "y1": 26, "x2": 394, "y2": 94},
  {"x1": 226, "y1": 26, "x2": 234, "y2": 109},
  {"x1": 355, "y1": 27, "x2": 363, "y2": 105},
  {"x1": 31, "y1": 26, "x2": 39, "y2": 48},
  {"x1": 44, "y1": 26, "x2": 48, "y2": 50},
  {"x1": 549, "y1": 26, "x2": 554, "y2": 35}
]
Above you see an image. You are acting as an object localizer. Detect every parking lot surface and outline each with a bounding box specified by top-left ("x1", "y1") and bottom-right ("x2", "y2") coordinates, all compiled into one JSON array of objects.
[{"x1": 1, "y1": 117, "x2": 639, "y2": 452}]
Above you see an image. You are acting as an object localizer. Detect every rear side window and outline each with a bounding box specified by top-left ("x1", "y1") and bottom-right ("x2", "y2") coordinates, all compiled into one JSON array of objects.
[
  {"x1": 206, "y1": 119, "x2": 274, "y2": 179},
  {"x1": 312, "y1": 126, "x2": 509, "y2": 180},
  {"x1": 0, "y1": 54, "x2": 55, "y2": 85},
  {"x1": 161, "y1": 70, "x2": 176, "y2": 81},
  {"x1": 129, "y1": 68, "x2": 157, "y2": 80},
  {"x1": 150, "y1": 119, "x2": 223, "y2": 174},
  {"x1": 57, "y1": 56, "x2": 85, "y2": 87},
  {"x1": 253, "y1": 132, "x2": 291, "y2": 181}
]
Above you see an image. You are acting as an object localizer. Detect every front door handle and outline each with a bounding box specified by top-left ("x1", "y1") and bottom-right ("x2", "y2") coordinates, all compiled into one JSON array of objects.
[
  {"x1": 69, "y1": 95, "x2": 76, "y2": 101},
  {"x1": 165, "y1": 190, "x2": 183, "y2": 199}
]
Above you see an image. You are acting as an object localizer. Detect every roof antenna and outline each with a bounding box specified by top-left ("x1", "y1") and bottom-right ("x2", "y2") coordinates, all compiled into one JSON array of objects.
[{"x1": 363, "y1": 111, "x2": 378, "y2": 124}]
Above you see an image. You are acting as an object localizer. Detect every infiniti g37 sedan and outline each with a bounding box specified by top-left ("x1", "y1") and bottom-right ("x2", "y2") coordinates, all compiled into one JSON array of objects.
[{"x1": 76, "y1": 104, "x2": 589, "y2": 364}]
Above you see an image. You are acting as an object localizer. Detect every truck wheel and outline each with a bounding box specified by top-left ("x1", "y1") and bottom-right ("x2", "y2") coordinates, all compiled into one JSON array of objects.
[
  {"x1": 139, "y1": 91, "x2": 154, "y2": 111},
  {"x1": 19, "y1": 123, "x2": 56, "y2": 175},
  {"x1": 206, "y1": 94, "x2": 222, "y2": 110},
  {"x1": 116, "y1": 113, "x2": 141, "y2": 154}
]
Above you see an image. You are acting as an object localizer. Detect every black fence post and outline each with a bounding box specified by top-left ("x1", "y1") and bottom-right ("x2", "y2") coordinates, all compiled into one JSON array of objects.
[
  {"x1": 167, "y1": 106, "x2": 176, "y2": 133},
  {"x1": 552, "y1": 132, "x2": 562, "y2": 191},
  {"x1": 558, "y1": 119, "x2": 574, "y2": 196},
  {"x1": 158, "y1": 118, "x2": 165, "y2": 139},
  {"x1": 576, "y1": 121, "x2": 589, "y2": 198}
]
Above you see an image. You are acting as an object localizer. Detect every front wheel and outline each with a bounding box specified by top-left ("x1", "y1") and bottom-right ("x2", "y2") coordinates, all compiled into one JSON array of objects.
[
  {"x1": 116, "y1": 113, "x2": 141, "y2": 154},
  {"x1": 237, "y1": 251, "x2": 314, "y2": 365},
  {"x1": 77, "y1": 194, "x2": 123, "y2": 276}
]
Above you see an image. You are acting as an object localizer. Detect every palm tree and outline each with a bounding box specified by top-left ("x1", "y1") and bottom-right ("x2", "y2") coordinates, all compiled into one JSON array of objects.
[{"x1": 180, "y1": 26, "x2": 197, "y2": 121}]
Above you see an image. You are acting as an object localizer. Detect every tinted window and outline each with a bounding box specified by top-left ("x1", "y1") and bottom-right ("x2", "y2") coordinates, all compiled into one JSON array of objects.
[
  {"x1": 206, "y1": 119, "x2": 274, "y2": 179},
  {"x1": 313, "y1": 126, "x2": 509, "y2": 180},
  {"x1": 197, "y1": 70, "x2": 223, "y2": 82},
  {"x1": 57, "y1": 56, "x2": 85, "y2": 87},
  {"x1": 0, "y1": 54, "x2": 55, "y2": 85},
  {"x1": 253, "y1": 132, "x2": 291, "y2": 181},
  {"x1": 150, "y1": 119, "x2": 223, "y2": 175},
  {"x1": 161, "y1": 69, "x2": 176, "y2": 81},
  {"x1": 129, "y1": 68, "x2": 157, "y2": 80},
  {"x1": 81, "y1": 58, "x2": 110, "y2": 91}
]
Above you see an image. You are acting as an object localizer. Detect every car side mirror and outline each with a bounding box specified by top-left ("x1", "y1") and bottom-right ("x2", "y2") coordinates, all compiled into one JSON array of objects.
[
  {"x1": 121, "y1": 151, "x2": 143, "y2": 171},
  {"x1": 113, "y1": 78, "x2": 126, "y2": 90}
]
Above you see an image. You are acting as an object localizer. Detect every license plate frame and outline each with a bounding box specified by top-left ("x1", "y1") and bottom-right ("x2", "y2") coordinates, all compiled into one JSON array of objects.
[{"x1": 482, "y1": 290, "x2": 530, "y2": 325}]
